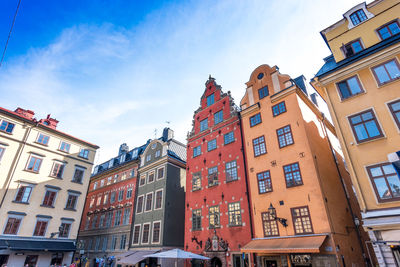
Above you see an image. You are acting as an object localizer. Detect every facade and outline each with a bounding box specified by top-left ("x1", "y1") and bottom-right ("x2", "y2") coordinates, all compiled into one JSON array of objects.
[
  {"x1": 0, "y1": 107, "x2": 98, "y2": 267},
  {"x1": 240, "y1": 65, "x2": 369, "y2": 266},
  {"x1": 126, "y1": 128, "x2": 186, "y2": 267},
  {"x1": 76, "y1": 143, "x2": 145, "y2": 266},
  {"x1": 185, "y1": 77, "x2": 253, "y2": 267},
  {"x1": 312, "y1": 0, "x2": 400, "y2": 265}
]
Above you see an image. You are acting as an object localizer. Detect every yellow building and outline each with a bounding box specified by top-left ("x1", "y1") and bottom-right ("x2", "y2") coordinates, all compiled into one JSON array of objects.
[
  {"x1": 0, "y1": 107, "x2": 98, "y2": 266},
  {"x1": 312, "y1": 0, "x2": 400, "y2": 265}
]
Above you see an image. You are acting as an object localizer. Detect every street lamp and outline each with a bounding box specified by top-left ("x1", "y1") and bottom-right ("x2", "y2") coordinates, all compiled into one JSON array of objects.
[{"x1": 268, "y1": 203, "x2": 288, "y2": 227}]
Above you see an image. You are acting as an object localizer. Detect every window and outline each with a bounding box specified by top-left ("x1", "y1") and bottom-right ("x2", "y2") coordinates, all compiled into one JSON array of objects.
[
  {"x1": 24, "y1": 255, "x2": 38, "y2": 267},
  {"x1": 133, "y1": 225, "x2": 141, "y2": 244},
  {"x1": 96, "y1": 196, "x2": 101, "y2": 206},
  {"x1": 139, "y1": 175, "x2": 146, "y2": 186},
  {"x1": 72, "y1": 167, "x2": 85, "y2": 183},
  {"x1": 343, "y1": 40, "x2": 363, "y2": 57},
  {"x1": 310, "y1": 93, "x2": 319, "y2": 107},
  {"x1": 93, "y1": 182, "x2": 98, "y2": 190},
  {"x1": 152, "y1": 222, "x2": 161, "y2": 243},
  {"x1": 79, "y1": 149, "x2": 89, "y2": 159},
  {"x1": 291, "y1": 206, "x2": 313, "y2": 234},
  {"x1": 146, "y1": 154, "x2": 151, "y2": 162},
  {"x1": 192, "y1": 209, "x2": 202, "y2": 231},
  {"x1": 253, "y1": 136, "x2": 267, "y2": 156},
  {"x1": 26, "y1": 155, "x2": 42, "y2": 173},
  {"x1": 224, "y1": 131, "x2": 234, "y2": 145},
  {"x1": 193, "y1": 145, "x2": 201, "y2": 157},
  {"x1": 50, "y1": 253, "x2": 63, "y2": 265},
  {"x1": 207, "y1": 139, "x2": 217, "y2": 151},
  {"x1": 15, "y1": 185, "x2": 32, "y2": 203},
  {"x1": 36, "y1": 133, "x2": 50, "y2": 145},
  {"x1": 372, "y1": 59, "x2": 400, "y2": 85},
  {"x1": 214, "y1": 110, "x2": 223, "y2": 124},
  {"x1": 226, "y1": 160, "x2": 238, "y2": 182},
  {"x1": 349, "y1": 9, "x2": 367, "y2": 26},
  {"x1": 59, "y1": 141, "x2": 70, "y2": 153},
  {"x1": 142, "y1": 224, "x2": 150, "y2": 244},
  {"x1": 102, "y1": 236, "x2": 108, "y2": 251},
  {"x1": 277, "y1": 125, "x2": 294, "y2": 148},
  {"x1": 258, "y1": 86, "x2": 269, "y2": 99},
  {"x1": 155, "y1": 190, "x2": 163, "y2": 209},
  {"x1": 155, "y1": 150, "x2": 161, "y2": 157},
  {"x1": 100, "y1": 179, "x2": 105, "y2": 187},
  {"x1": 336, "y1": 76, "x2": 364, "y2": 100},
  {"x1": 89, "y1": 197, "x2": 95, "y2": 208},
  {"x1": 50, "y1": 162, "x2": 65, "y2": 178},
  {"x1": 111, "y1": 235, "x2": 117, "y2": 250},
  {"x1": 367, "y1": 163, "x2": 400, "y2": 202},
  {"x1": 118, "y1": 189, "x2": 124, "y2": 201},
  {"x1": 228, "y1": 202, "x2": 241, "y2": 226},
  {"x1": 157, "y1": 167, "x2": 164, "y2": 179},
  {"x1": 208, "y1": 166, "x2": 218, "y2": 187},
  {"x1": 33, "y1": 220, "x2": 48, "y2": 236},
  {"x1": 283, "y1": 163, "x2": 303, "y2": 187},
  {"x1": 65, "y1": 194, "x2": 78, "y2": 209},
  {"x1": 59, "y1": 222, "x2": 72, "y2": 238},
  {"x1": 148, "y1": 173, "x2": 155, "y2": 183},
  {"x1": 257, "y1": 170, "x2": 273, "y2": 193},
  {"x1": 207, "y1": 94, "x2": 215, "y2": 106},
  {"x1": 3, "y1": 217, "x2": 22, "y2": 234},
  {"x1": 110, "y1": 191, "x2": 116, "y2": 203},
  {"x1": 388, "y1": 99, "x2": 400, "y2": 129},
  {"x1": 123, "y1": 208, "x2": 131, "y2": 225},
  {"x1": 42, "y1": 190, "x2": 57, "y2": 207},
  {"x1": 145, "y1": 193, "x2": 153, "y2": 212},
  {"x1": 272, "y1": 101, "x2": 286, "y2": 116},
  {"x1": 94, "y1": 237, "x2": 101, "y2": 251},
  {"x1": 262, "y1": 212, "x2": 279, "y2": 237},
  {"x1": 99, "y1": 214, "x2": 105, "y2": 228},
  {"x1": 377, "y1": 21, "x2": 400, "y2": 40},
  {"x1": 0, "y1": 120, "x2": 15, "y2": 133},
  {"x1": 120, "y1": 234, "x2": 127, "y2": 249},
  {"x1": 250, "y1": 113, "x2": 262, "y2": 127},
  {"x1": 136, "y1": 195, "x2": 144, "y2": 213},
  {"x1": 0, "y1": 146, "x2": 5, "y2": 162},
  {"x1": 209, "y1": 206, "x2": 220, "y2": 228},
  {"x1": 200, "y1": 118, "x2": 208, "y2": 132},
  {"x1": 130, "y1": 169, "x2": 135, "y2": 177},
  {"x1": 348, "y1": 109, "x2": 383, "y2": 143},
  {"x1": 192, "y1": 172, "x2": 201, "y2": 191},
  {"x1": 126, "y1": 187, "x2": 133, "y2": 199},
  {"x1": 106, "y1": 212, "x2": 112, "y2": 227},
  {"x1": 114, "y1": 210, "x2": 122, "y2": 226}
]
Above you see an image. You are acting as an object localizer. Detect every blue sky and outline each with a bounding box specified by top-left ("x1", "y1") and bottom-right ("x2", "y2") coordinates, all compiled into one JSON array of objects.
[{"x1": 0, "y1": 0, "x2": 362, "y2": 164}]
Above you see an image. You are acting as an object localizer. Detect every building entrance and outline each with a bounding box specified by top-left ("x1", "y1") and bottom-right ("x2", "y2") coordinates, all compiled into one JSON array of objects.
[
  {"x1": 264, "y1": 260, "x2": 277, "y2": 267},
  {"x1": 210, "y1": 257, "x2": 222, "y2": 267}
]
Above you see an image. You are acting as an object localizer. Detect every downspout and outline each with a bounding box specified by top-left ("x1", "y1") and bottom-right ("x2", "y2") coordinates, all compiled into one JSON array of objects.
[
  {"x1": 0, "y1": 122, "x2": 36, "y2": 207},
  {"x1": 238, "y1": 112, "x2": 256, "y2": 267},
  {"x1": 320, "y1": 114, "x2": 369, "y2": 267}
]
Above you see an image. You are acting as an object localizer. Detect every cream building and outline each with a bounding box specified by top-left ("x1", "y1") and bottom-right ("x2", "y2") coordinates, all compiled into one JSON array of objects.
[{"x1": 0, "y1": 107, "x2": 98, "y2": 266}]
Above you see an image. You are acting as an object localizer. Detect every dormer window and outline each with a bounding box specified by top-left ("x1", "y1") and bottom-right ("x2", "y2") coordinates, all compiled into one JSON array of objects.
[
  {"x1": 377, "y1": 21, "x2": 400, "y2": 40},
  {"x1": 350, "y1": 9, "x2": 367, "y2": 26},
  {"x1": 207, "y1": 94, "x2": 215, "y2": 106},
  {"x1": 343, "y1": 39, "x2": 363, "y2": 57}
]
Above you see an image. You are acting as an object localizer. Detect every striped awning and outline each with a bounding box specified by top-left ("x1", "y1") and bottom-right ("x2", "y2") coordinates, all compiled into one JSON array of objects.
[{"x1": 241, "y1": 235, "x2": 327, "y2": 254}]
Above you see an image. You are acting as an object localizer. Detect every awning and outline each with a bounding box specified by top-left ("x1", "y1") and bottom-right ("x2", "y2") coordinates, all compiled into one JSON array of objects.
[
  {"x1": 0, "y1": 239, "x2": 75, "y2": 251},
  {"x1": 117, "y1": 250, "x2": 160, "y2": 265},
  {"x1": 241, "y1": 235, "x2": 327, "y2": 254}
]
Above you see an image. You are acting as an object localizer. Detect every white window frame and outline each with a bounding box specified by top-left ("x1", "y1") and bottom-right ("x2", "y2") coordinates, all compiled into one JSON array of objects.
[
  {"x1": 36, "y1": 132, "x2": 50, "y2": 146},
  {"x1": 144, "y1": 192, "x2": 154, "y2": 213},
  {"x1": 25, "y1": 153, "x2": 44, "y2": 173},
  {"x1": 157, "y1": 166, "x2": 165, "y2": 180},
  {"x1": 14, "y1": 182, "x2": 35, "y2": 203},
  {"x1": 65, "y1": 192, "x2": 79, "y2": 210},
  {"x1": 154, "y1": 189, "x2": 163, "y2": 210},
  {"x1": 0, "y1": 145, "x2": 6, "y2": 162},
  {"x1": 42, "y1": 188, "x2": 59, "y2": 207},
  {"x1": 147, "y1": 171, "x2": 155, "y2": 184},
  {"x1": 136, "y1": 195, "x2": 144, "y2": 214},
  {"x1": 139, "y1": 174, "x2": 146, "y2": 187},
  {"x1": 58, "y1": 141, "x2": 71, "y2": 153},
  {"x1": 151, "y1": 220, "x2": 162, "y2": 244},
  {"x1": 2, "y1": 215, "x2": 24, "y2": 235},
  {"x1": 132, "y1": 224, "x2": 141, "y2": 245},
  {"x1": 72, "y1": 166, "x2": 86, "y2": 183},
  {"x1": 141, "y1": 223, "x2": 151, "y2": 244},
  {"x1": 32, "y1": 217, "x2": 50, "y2": 237},
  {"x1": 59, "y1": 220, "x2": 73, "y2": 239},
  {"x1": 50, "y1": 161, "x2": 66, "y2": 179}
]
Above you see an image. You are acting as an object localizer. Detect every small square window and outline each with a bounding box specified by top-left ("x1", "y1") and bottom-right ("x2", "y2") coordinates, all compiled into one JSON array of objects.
[
  {"x1": 258, "y1": 86, "x2": 269, "y2": 99},
  {"x1": 283, "y1": 162, "x2": 303, "y2": 187},
  {"x1": 367, "y1": 163, "x2": 400, "y2": 202},
  {"x1": 207, "y1": 94, "x2": 215, "y2": 106},
  {"x1": 193, "y1": 146, "x2": 201, "y2": 157},
  {"x1": 42, "y1": 190, "x2": 57, "y2": 207},
  {"x1": 72, "y1": 167, "x2": 85, "y2": 183},
  {"x1": 343, "y1": 39, "x2": 363, "y2": 57},
  {"x1": 291, "y1": 206, "x2": 313, "y2": 234},
  {"x1": 372, "y1": 59, "x2": 400, "y2": 86},
  {"x1": 200, "y1": 118, "x2": 208, "y2": 132},
  {"x1": 377, "y1": 21, "x2": 400, "y2": 40},
  {"x1": 214, "y1": 110, "x2": 223, "y2": 124},
  {"x1": 257, "y1": 170, "x2": 272, "y2": 193},
  {"x1": 79, "y1": 149, "x2": 89, "y2": 159},
  {"x1": 253, "y1": 136, "x2": 267, "y2": 157},
  {"x1": 349, "y1": 9, "x2": 367, "y2": 26},
  {"x1": 0, "y1": 120, "x2": 15, "y2": 134},
  {"x1": 26, "y1": 155, "x2": 43, "y2": 173},
  {"x1": 224, "y1": 131, "x2": 234, "y2": 145},
  {"x1": 250, "y1": 113, "x2": 262, "y2": 127},
  {"x1": 15, "y1": 185, "x2": 33, "y2": 203},
  {"x1": 272, "y1": 101, "x2": 286, "y2": 116},
  {"x1": 276, "y1": 125, "x2": 294, "y2": 148},
  {"x1": 348, "y1": 109, "x2": 383, "y2": 143},
  {"x1": 336, "y1": 76, "x2": 364, "y2": 100},
  {"x1": 207, "y1": 139, "x2": 217, "y2": 151},
  {"x1": 37, "y1": 133, "x2": 50, "y2": 145},
  {"x1": 50, "y1": 162, "x2": 65, "y2": 178}
]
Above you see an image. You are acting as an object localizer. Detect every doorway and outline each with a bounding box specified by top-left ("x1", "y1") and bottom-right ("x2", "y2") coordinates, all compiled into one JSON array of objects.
[
  {"x1": 210, "y1": 257, "x2": 222, "y2": 267},
  {"x1": 264, "y1": 260, "x2": 277, "y2": 267}
]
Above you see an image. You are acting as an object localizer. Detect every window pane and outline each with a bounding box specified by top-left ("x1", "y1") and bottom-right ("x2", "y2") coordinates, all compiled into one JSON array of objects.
[
  {"x1": 386, "y1": 60, "x2": 400, "y2": 80},
  {"x1": 351, "y1": 41, "x2": 363, "y2": 53},
  {"x1": 347, "y1": 77, "x2": 362, "y2": 95},
  {"x1": 370, "y1": 167, "x2": 383, "y2": 177},
  {"x1": 374, "y1": 177, "x2": 391, "y2": 199},
  {"x1": 354, "y1": 125, "x2": 369, "y2": 141},
  {"x1": 387, "y1": 175, "x2": 400, "y2": 197},
  {"x1": 350, "y1": 115, "x2": 362, "y2": 124},
  {"x1": 379, "y1": 27, "x2": 391, "y2": 39},
  {"x1": 364, "y1": 121, "x2": 381, "y2": 138},
  {"x1": 374, "y1": 65, "x2": 390, "y2": 83}
]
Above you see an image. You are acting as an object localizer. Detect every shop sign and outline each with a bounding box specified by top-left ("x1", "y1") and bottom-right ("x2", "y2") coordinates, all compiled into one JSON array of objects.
[{"x1": 290, "y1": 254, "x2": 311, "y2": 265}]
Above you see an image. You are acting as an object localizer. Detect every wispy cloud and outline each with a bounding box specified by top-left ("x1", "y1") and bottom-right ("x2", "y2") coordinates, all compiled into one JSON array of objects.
[{"x1": 0, "y1": 0, "x2": 362, "y2": 164}]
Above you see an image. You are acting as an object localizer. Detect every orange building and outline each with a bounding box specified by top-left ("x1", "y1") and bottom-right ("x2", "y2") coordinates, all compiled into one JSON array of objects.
[{"x1": 239, "y1": 65, "x2": 370, "y2": 267}]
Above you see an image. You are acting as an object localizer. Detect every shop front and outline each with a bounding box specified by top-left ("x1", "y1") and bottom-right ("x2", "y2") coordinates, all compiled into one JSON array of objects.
[{"x1": 241, "y1": 235, "x2": 337, "y2": 267}]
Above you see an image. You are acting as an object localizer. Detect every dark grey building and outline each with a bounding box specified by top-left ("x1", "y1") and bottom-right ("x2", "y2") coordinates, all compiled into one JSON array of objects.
[{"x1": 121, "y1": 128, "x2": 186, "y2": 267}]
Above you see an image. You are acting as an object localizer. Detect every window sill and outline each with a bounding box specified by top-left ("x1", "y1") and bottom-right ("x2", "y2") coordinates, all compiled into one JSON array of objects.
[
  {"x1": 228, "y1": 224, "x2": 243, "y2": 228},
  {"x1": 49, "y1": 176, "x2": 63, "y2": 180},
  {"x1": 208, "y1": 183, "x2": 219, "y2": 188},
  {"x1": 376, "y1": 77, "x2": 400, "y2": 88},
  {"x1": 71, "y1": 180, "x2": 83, "y2": 184},
  {"x1": 279, "y1": 143, "x2": 294, "y2": 149},
  {"x1": 64, "y1": 208, "x2": 77, "y2": 211},
  {"x1": 24, "y1": 169, "x2": 40, "y2": 174},
  {"x1": 339, "y1": 91, "x2": 366, "y2": 102},
  {"x1": 354, "y1": 135, "x2": 386, "y2": 146},
  {"x1": 286, "y1": 183, "x2": 303, "y2": 188},
  {"x1": 78, "y1": 155, "x2": 89, "y2": 160},
  {"x1": 226, "y1": 178, "x2": 238, "y2": 184},
  {"x1": 57, "y1": 149, "x2": 70, "y2": 154},
  {"x1": 34, "y1": 141, "x2": 49, "y2": 146},
  {"x1": 0, "y1": 130, "x2": 13, "y2": 135},
  {"x1": 40, "y1": 204, "x2": 55, "y2": 208},
  {"x1": 12, "y1": 200, "x2": 29, "y2": 205},
  {"x1": 192, "y1": 188, "x2": 202, "y2": 192}
]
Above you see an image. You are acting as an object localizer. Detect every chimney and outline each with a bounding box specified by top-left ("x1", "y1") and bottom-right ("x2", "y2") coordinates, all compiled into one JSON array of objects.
[
  {"x1": 119, "y1": 143, "x2": 129, "y2": 155},
  {"x1": 162, "y1": 128, "x2": 174, "y2": 141},
  {"x1": 39, "y1": 114, "x2": 59, "y2": 129},
  {"x1": 14, "y1": 108, "x2": 35, "y2": 120}
]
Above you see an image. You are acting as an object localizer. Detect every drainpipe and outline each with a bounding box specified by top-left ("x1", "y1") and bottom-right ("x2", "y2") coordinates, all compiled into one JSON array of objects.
[
  {"x1": 238, "y1": 112, "x2": 256, "y2": 267},
  {"x1": 0, "y1": 122, "x2": 36, "y2": 207},
  {"x1": 320, "y1": 114, "x2": 369, "y2": 267}
]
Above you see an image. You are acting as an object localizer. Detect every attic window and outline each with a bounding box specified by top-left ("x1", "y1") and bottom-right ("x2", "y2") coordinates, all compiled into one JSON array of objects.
[
  {"x1": 350, "y1": 9, "x2": 367, "y2": 26},
  {"x1": 343, "y1": 39, "x2": 363, "y2": 58},
  {"x1": 257, "y1": 73, "x2": 264, "y2": 80}
]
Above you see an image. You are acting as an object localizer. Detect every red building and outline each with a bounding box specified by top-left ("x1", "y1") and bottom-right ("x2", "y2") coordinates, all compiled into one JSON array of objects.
[
  {"x1": 185, "y1": 77, "x2": 253, "y2": 267},
  {"x1": 76, "y1": 143, "x2": 147, "y2": 266}
]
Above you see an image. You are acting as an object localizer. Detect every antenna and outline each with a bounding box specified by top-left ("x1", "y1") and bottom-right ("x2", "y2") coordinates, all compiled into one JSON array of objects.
[{"x1": 154, "y1": 129, "x2": 157, "y2": 139}]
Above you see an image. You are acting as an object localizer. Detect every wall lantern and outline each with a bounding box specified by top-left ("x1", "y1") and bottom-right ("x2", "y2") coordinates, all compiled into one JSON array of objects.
[{"x1": 268, "y1": 203, "x2": 288, "y2": 227}]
